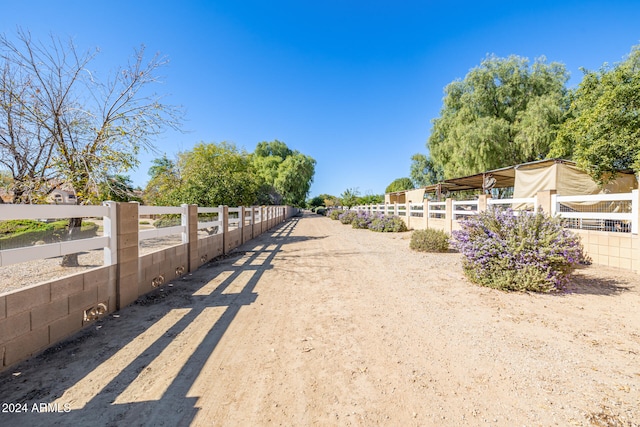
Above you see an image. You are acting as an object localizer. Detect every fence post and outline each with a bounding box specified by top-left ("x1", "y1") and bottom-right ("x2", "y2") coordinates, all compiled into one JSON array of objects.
[
  {"x1": 240, "y1": 206, "x2": 246, "y2": 243},
  {"x1": 477, "y1": 194, "x2": 490, "y2": 213},
  {"x1": 423, "y1": 201, "x2": 429, "y2": 230},
  {"x1": 185, "y1": 204, "x2": 198, "y2": 272},
  {"x1": 445, "y1": 198, "x2": 453, "y2": 234},
  {"x1": 405, "y1": 200, "x2": 411, "y2": 229},
  {"x1": 536, "y1": 190, "x2": 557, "y2": 215},
  {"x1": 632, "y1": 189, "x2": 638, "y2": 235},
  {"x1": 115, "y1": 202, "x2": 139, "y2": 310},
  {"x1": 221, "y1": 205, "x2": 229, "y2": 255},
  {"x1": 103, "y1": 201, "x2": 118, "y2": 266}
]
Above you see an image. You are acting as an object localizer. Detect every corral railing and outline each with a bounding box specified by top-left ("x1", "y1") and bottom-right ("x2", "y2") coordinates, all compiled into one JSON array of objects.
[
  {"x1": 0, "y1": 202, "x2": 298, "y2": 372},
  {"x1": 349, "y1": 190, "x2": 639, "y2": 273}
]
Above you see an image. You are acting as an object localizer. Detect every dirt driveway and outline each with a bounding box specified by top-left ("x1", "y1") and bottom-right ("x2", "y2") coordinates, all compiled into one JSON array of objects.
[{"x1": 0, "y1": 213, "x2": 639, "y2": 426}]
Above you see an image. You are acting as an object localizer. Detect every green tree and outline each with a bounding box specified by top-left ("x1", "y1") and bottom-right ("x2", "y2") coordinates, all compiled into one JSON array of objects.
[
  {"x1": 428, "y1": 54, "x2": 569, "y2": 178},
  {"x1": 410, "y1": 153, "x2": 443, "y2": 187},
  {"x1": 98, "y1": 175, "x2": 141, "y2": 202},
  {"x1": 550, "y1": 45, "x2": 640, "y2": 184},
  {"x1": 144, "y1": 155, "x2": 180, "y2": 205},
  {"x1": 252, "y1": 140, "x2": 316, "y2": 206},
  {"x1": 385, "y1": 177, "x2": 414, "y2": 194},
  {"x1": 340, "y1": 188, "x2": 360, "y2": 209},
  {"x1": 357, "y1": 193, "x2": 384, "y2": 205},
  {"x1": 307, "y1": 195, "x2": 325, "y2": 209},
  {"x1": 176, "y1": 142, "x2": 260, "y2": 207}
]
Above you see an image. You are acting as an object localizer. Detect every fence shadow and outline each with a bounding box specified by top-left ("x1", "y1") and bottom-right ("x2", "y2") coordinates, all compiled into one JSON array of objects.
[{"x1": 0, "y1": 216, "x2": 309, "y2": 426}]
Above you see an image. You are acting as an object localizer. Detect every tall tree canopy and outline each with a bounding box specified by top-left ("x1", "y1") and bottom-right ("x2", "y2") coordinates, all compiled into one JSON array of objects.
[
  {"x1": 550, "y1": 45, "x2": 640, "y2": 184},
  {"x1": 252, "y1": 140, "x2": 316, "y2": 206},
  {"x1": 428, "y1": 54, "x2": 569, "y2": 178},
  {"x1": 174, "y1": 142, "x2": 260, "y2": 207},
  {"x1": 385, "y1": 177, "x2": 414, "y2": 194},
  {"x1": 410, "y1": 153, "x2": 443, "y2": 187}
]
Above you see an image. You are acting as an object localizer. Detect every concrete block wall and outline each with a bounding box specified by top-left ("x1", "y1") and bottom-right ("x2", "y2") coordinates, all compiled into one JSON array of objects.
[
  {"x1": 1, "y1": 203, "x2": 294, "y2": 372},
  {"x1": 1, "y1": 265, "x2": 116, "y2": 369}
]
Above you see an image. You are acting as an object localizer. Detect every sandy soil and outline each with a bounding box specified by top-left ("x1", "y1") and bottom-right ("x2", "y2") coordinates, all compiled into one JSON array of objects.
[{"x1": 0, "y1": 212, "x2": 639, "y2": 426}]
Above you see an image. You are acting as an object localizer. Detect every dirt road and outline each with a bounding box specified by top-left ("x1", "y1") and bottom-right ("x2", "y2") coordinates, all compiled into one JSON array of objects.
[{"x1": 1, "y1": 213, "x2": 639, "y2": 426}]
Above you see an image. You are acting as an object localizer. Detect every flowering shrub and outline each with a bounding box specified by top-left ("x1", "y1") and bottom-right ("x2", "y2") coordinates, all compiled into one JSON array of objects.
[
  {"x1": 368, "y1": 215, "x2": 408, "y2": 232},
  {"x1": 351, "y1": 211, "x2": 380, "y2": 229},
  {"x1": 452, "y1": 208, "x2": 584, "y2": 292},
  {"x1": 410, "y1": 228, "x2": 450, "y2": 252},
  {"x1": 338, "y1": 210, "x2": 358, "y2": 224},
  {"x1": 328, "y1": 209, "x2": 344, "y2": 220}
]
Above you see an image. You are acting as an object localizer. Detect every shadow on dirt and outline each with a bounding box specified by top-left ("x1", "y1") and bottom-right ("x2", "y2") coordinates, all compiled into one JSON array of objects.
[{"x1": 0, "y1": 216, "x2": 312, "y2": 426}]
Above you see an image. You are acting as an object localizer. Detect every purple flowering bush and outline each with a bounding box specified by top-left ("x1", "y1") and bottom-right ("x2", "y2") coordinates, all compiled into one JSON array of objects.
[
  {"x1": 368, "y1": 214, "x2": 408, "y2": 232},
  {"x1": 328, "y1": 209, "x2": 344, "y2": 220},
  {"x1": 452, "y1": 208, "x2": 584, "y2": 292},
  {"x1": 338, "y1": 210, "x2": 358, "y2": 224},
  {"x1": 351, "y1": 211, "x2": 380, "y2": 229}
]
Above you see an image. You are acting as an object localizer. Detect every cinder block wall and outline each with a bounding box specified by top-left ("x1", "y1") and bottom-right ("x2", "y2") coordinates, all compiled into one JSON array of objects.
[
  {"x1": 0, "y1": 265, "x2": 116, "y2": 369},
  {"x1": 1, "y1": 204, "x2": 295, "y2": 372}
]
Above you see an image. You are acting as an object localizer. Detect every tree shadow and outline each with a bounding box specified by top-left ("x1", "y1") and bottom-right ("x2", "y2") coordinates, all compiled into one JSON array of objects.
[{"x1": 0, "y1": 216, "x2": 310, "y2": 426}]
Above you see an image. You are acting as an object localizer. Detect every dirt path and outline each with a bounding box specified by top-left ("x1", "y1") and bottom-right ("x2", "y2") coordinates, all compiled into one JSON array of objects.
[{"x1": 1, "y1": 213, "x2": 639, "y2": 426}]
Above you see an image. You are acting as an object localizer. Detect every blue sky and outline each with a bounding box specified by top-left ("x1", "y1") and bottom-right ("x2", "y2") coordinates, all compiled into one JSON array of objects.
[{"x1": 3, "y1": 0, "x2": 640, "y2": 199}]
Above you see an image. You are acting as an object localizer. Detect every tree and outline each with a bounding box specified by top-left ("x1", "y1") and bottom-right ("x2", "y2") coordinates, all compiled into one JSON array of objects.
[
  {"x1": 428, "y1": 54, "x2": 569, "y2": 178},
  {"x1": 385, "y1": 177, "x2": 414, "y2": 194},
  {"x1": 340, "y1": 188, "x2": 360, "y2": 209},
  {"x1": 174, "y1": 142, "x2": 260, "y2": 207},
  {"x1": 144, "y1": 155, "x2": 180, "y2": 206},
  {"x1": 410, "y1": 153, "x2": 443, "y2": 187},
  {"x1": 0, "y1": 29, "x2": 183, "y2": 265},
  {"x1": 98, "y1": 175, "x2": 141, "y2": 203},
  {"x1": 550, "y1": 45, "x2": 640, "y2": 184},
  {"x1": 307, "y1": 195, "x2": 325, "y2": 209},
  {"x1": 357, "y1": 193, "x2": 384, "y2": 205},
  {"x1": 251, "y1": 140, "x2": 316, "y2": 206}
]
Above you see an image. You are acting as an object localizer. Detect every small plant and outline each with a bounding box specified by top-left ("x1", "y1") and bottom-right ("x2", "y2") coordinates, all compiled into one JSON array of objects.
[
  {"x1": 368, "y1": 215, "x2": 408, "y2": 232},
  {"x1": 338, "y1": 210, "x2": 357, "y2": 224},
  {"x1": 328, "y1": 209, "x2": 344, "y2": 220},
  {"x1": 410, "y1": 228, "x2": 450, "y2": 252},
  {"x1": 154, "y1": 215, "x2": 182, "y2": 228},
  {"x1": 315, "y1": 207, "x2": 327, "y2": 216},
  {"x1": 139, "y1": 220, "x2": 150, "y2": 225},
  {"x1": 452, "y1": 208, "x2": 584, "y2": 292}
]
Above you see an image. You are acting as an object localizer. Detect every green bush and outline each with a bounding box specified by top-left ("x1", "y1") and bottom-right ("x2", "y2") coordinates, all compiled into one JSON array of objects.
[
  {"x1": 410, "y1": 228, "x2": 450, "y2": 252},
  {"x1": 315, "y1": 207, "x2": 327, "y2": 216},
  {"x1": 154, "y1": 215, "x2": 182, "y2": 228},
  {"x1": 328, "y1": 209, "x2": 344, "y2": 220},
  {"x1": 452, "y1": 208, "x2": 584, "y2": 292},
  {"x1": 0, "y1": 219, "x2": 98, "y2": 250}
]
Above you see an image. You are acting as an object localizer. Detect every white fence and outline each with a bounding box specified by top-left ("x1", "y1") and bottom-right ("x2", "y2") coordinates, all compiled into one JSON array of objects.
[{"x1": 351, "y1": 190, "x2": 639, "y2": 235}]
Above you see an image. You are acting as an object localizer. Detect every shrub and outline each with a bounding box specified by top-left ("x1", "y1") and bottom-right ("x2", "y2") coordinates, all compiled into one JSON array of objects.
[
  {"x1": 368, "y1": 215, "x2": 408, "y2": 232},
  {"x1": 410, "y1": 228, "x2": 450, "y2": 252},
  {"x1": 351, "y1": 211, "x2": 379, "y2": 229},
  {"x1": 452, "y1": 208, "x2": 584, "y2": 293},
  {"x1": 328, "y1": 209, "x2": 344, "y2": 220},
  {"x1": 315, "y1": 207, "x2": 327, "y2": 216},
  {"x1": 154, "y1": 215, "x2": 182, "y2": 228},
  {"x1": 338, "y1": 210, "x2": 357, "y2": 224}
]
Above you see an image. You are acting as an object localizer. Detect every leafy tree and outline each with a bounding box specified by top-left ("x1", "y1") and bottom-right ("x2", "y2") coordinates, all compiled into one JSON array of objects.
[
  {"x1": 251, "y1": 140, "x2": 316, "y2": 206},
  {"x1": 340, "y1": 188, "x2": 360, "y2": 208},
  {"x1": 144, "y1": 155, "x2": 180, "y2": 205},
  {"x1": 175, "y1": 142, "x2": 260, "y2": 207},
  {"x1": 428, "y1": 54, "x2": 569, "y2": 178},
  {"x1": 317, "y1": 193, "x2": 340, "y2": 208},
  {"x1": 357, "y1": 193, "x2": 384, "y2": 205},
  {"x1": 410, "y1": 153, "x2": 443, "y2": 187},
  {"x1": 385, "y1": 177, "x2": 414, "y2": 193},
  {"x1": 98, "y1": 175, "x2": 142, "y2": 203},
  {"x1": 550, "y1": 45, "x2": 640, "y2": 184},
  {"x1": 0, "y1": 29, "x2": 182, "y2": 266},
  {"x1": 307, "y1": 195, "x2": 325, "y2": 209}
]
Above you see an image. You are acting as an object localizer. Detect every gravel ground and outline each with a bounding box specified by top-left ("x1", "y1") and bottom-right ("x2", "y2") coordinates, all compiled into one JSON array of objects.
[{"x1": 0, "y1": 213, "x2": 638, "y2": 426}]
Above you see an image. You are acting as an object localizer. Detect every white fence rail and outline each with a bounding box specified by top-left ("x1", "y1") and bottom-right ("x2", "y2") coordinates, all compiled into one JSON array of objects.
[
  {"x1": 553, "y1": 190, "x2": 638, "y2": 234},
  {"x1": 0, "y1": 202, "x2": 116, "y2": 268}
]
